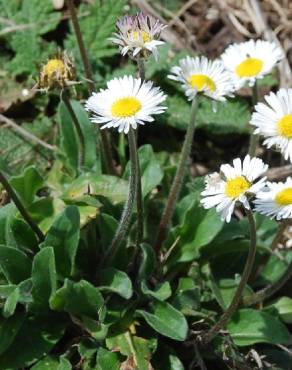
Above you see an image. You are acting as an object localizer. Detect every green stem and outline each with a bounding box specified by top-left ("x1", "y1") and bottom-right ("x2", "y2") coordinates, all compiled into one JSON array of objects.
[
  {"x1": 243, "y1": 260, "x2": 292, "y2": 306},
  {"x1": 201, "y1": 209, "x2": 257, "y2": 345},
  {"x1": 66, "y1": 0, "x2": 117, "y2": 176},
  {"x1": 135, "y1": 140, "x2": 144, "y2": 248},
  {"x1": 248, "y1": 81, "x2": 259, "y2": 157},
  {"x1": 101, "y1": 128, "x2": 138, "y2": 266},
  {"x1": 66, "y1": 0, "x2": 95, "y2": 92},
  {"x1": 0, "y1": 171, "x2": 44, "y2": 242},
  {"x1": 135, "y1": 56, "x2": 145, "y2": 248},
  {"x1": 118, "y1": 133, "x2": 126, "y2": 171},
  {"x1": 61, "y1": 89, "x2": 85, "y2": 169},
  {"x1": 155, "y1": 97, "x2": 198, "y2": 253},
  {"x1": 136, "y1": 57, "x2": 146, "y2": 81}
]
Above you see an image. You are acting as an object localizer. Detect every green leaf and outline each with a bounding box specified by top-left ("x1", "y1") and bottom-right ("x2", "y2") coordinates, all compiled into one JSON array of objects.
[
  {"x1": 30, "y1": 356, "x2": 59, "y2": 370},
  {"x1": 41, "y1": 206, "x2": 80, "y2": 278},
  {"x1": 0, "y1": 312, "x2": 25, "y2": 356},
  {"x1": 10, "y1": 166, "x2": 44, "y2": 206},
  {"x1": 216, "y1": 278, "x2": 253, "y2": 309},
  {"x1": 62, "y1": 173, "x2": 128, "y2": 204},
  {"x1": 10, "y1": 218, "x2": 38, "y2": 253},
  {"x1": 58, "y1": 357, "x2": 72, "y2": 370},
  {"x1": 98, "y1": 213, "x2": 119, "y2": 253},
  {"x1": 106, "y1": 331, "x2": 156, "y2": 370},
  {"x1": 265, "y1": 297, "x2": 292, "y2": 324},
  {"x1": 137, "y1": 301, "x2": 188, "y2": 341},
  {"x1": 0, "y1": 245, "x2": 31, "y2": 284},
  {"x1": 0, "y1": 315, "x2": 65, "y2": 369},
  {"x1": 141, "y1": 281, "x2": 172, "y2": 301},
  {"x1": 169, "y1": 354, "x2": 185, "y2": 370},
  {"x1": 166, "y1": 95, "x2": 250, "y2": 134},
  {"x1": 69, "y1": 101, "x2": 100, "y2": 172},
  {"x1": 227, "y1": 308, "x2": 291, "y2": 346},
  {"x1": 0, "y1": 204, "x2": 17, "y2": 246},
  {"x1": 138, "y1": 243, "x2": 156, "y2": 281},
  {"x1": 6, "y1": 0, "x2": 61, "y2": 76},
  {"x1": 50, "y1": 279, "x2": 104, "y2": 320},
  {"x1": 58, "y1": 101, "x2": 79, "y2": 174},
  {"x1": 95, "y1": 347, "x2": 120, "y2": 370},
  {"x1": 171, "y1": 278, "x2": 200, "y2": 313},
  {"x1": 28, "y1": 197, "x2": 66, "y2": 234},
  {"x1": 1, "y1": 281, "x2": 31, "y2": 318},
  {"x1": 99, "y1": 268, "x2": 133, "y2": 299},
  {"x1": 31, "y1": 356, "x2": 72, "y2": 370},
  {"x1": 169, "y1": 199, "x2": 223, "y2": 264},
  {"x1": 124, "y1": 145, "x2": 164, "y2": 197},
  {"x1": 30, "y1": 247, "x2": 57, "y2": 312},
  {"x1": 65, "y1": 0, "x2": 126, "y2": 62},
  {"x1": 3, "y1": 287, "x2": 20, "y2": 318}
]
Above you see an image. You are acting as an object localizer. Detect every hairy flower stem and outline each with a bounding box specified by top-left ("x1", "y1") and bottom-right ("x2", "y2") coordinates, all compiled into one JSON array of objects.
[
  {"x1": 61, "y1": 89, "x2": 85, "y2": 169},
  {"x1": 66, "y1": 0, "x2": 116, "y2": 176},
  {"x1": 135, "y1": 56, "x2": 145, "y2": 247},
  {"x1": 201, "y1": 209, "x2": 257, "y2": 345},
  {"x1": 243, "y1": 260, "x2": 292, "y2": 306},
  {"x1": 155, "y1": 97, "x2": 198, "y2": 253},
  {"x1": 0, "y1": 171, "x2": 44, "y2": 242},
  {"x1": 102, "y1": 128, "x2": 138, "y2": 266},
  {"x1": 248, "y1": 81, "x2": 259, "y2": 157},
  {"x1": 136, "y1": 57, "x2": 146, "y2": 81}
]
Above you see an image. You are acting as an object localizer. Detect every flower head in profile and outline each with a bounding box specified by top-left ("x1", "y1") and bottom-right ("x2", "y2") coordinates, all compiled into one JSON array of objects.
[
  {"x1": 250, "y1": 89, "x2": 292, "y2": 162},
  {"x1": 110, "y1": 12, "x2": 166, "y2": 60},
  {"x1": 168, "y1": 56, "x2": 235, "y2": 101},
  {"x1": 85, "y1": 75, "x2": 167, "y2": 134},
  {"x1": 254, "y1": 177, "x2": 292, "y2": 220},
  {"x1": 221, "y1": 40, "x2": 283, "y2": 88},
  {"x1": 38, "y1": 52, "x2": 76, "y2": 91},
  {"x1": 201, "y1": 155, "x2": 268, "y2": 222}
]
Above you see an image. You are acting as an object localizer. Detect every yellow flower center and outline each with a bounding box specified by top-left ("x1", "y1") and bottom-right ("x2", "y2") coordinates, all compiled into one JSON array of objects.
[
  {"x1": 235, "y1": 58, "x2": 263, "y2": 77},
  {"x1": 130, "y1": 30, "x2": 151, "y2": 43},
  {"x1": 111, "y1": 97, "x2": 142, "y2": 118},
  {"x1": 225, "y1": 176, "x2": 251, "y2": 198},
  {"x1": 277, "y1": 114, "x2": 292, "y2": 138},
  {"x1": 187, "y1": 74, "x2": 216, "y2": 92},
  {"x1": 43, "y1": 59, "x2": 65, "y2": 78},
  {"x1": 275, "y1": 188, "x2": 292, "y2": 205}
]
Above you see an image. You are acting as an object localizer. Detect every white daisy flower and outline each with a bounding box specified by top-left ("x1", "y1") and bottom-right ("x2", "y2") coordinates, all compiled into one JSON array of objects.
[
  {"x1": 85, "y1": 75, "x2": 167, "y2": 134},
  {"x1": 168, "y1": 56, "x2": 235, "y2": 101},
  {"x1": 250, "y1": 89, "x2": 292, "y2": 162},
  {"x1": 110, "y1": 12, "x2": 166, "y2": 60},
  {"x1": 254, "y1": 177, "x2": 292, "y2": 220},
  {"x1": 221, "y1": 39, "x2": 283, "y2": 88},
  {"x1": 201, "y1": 155, "x2": 268, "y2": 222}
]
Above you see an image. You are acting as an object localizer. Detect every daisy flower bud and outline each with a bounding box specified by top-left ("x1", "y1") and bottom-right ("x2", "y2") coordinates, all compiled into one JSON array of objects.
[
  {"x1": 168, "y1": 56, "x2": 236, "y2": 101},
  {"x1": 221, "y1": 40, "x2": 283, "y2": 88},
  {"x1": 110, "y1": 12, "x2": 167, "y2": 61},
  {"x1": 38, "y1": 52, "x2": 76, "y2": 91},
  {"x1": 201, "y1": 155, "x2": 268, "y2": 222},
  {"x1": 250, "y1": 88, "x2": 292, "y2": 162},
  {"x1": 254, "y1": 177, "x2": 292, "y2": 220},
  {"x1": 85, "y1": 75, "x2": 167, "y2": 134}
]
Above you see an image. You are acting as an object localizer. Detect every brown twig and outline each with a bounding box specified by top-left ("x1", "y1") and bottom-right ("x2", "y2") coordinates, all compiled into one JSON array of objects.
[
  {"x1": 247, "y1": 0, "x2": 292, "y2": 87},
  {"x1": 266, "y1": 164, "x2": 292, "y2": 181},
  {"x1": 0, "y1": 114, "x2": 57, "y2": 152}
]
